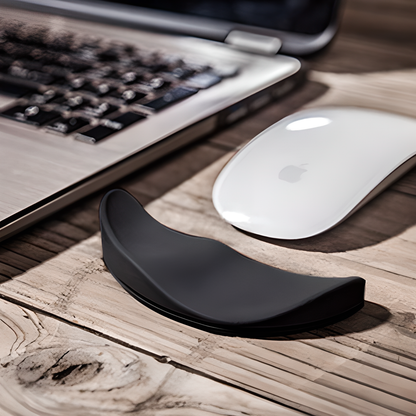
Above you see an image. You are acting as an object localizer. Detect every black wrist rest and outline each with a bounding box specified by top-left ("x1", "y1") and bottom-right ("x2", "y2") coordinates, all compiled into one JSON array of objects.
[{"x1": 99, "y1": 189, "x2": 365, "y2": 337}]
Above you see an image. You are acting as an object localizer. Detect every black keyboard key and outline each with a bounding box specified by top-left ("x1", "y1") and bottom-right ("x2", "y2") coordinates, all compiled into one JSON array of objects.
[
  {"x1": 55, "y1": 77, "x2": 87, "y2": 91},
  {"x1": 144, "y1": 87, "x2": 198, "y2": 111},
  {"x1": 31, "y1": 70, "x2": 58, "y2": 85},
  {"x1": 7, "y1": 65, "x2": 29, "y2": 79},
  {"x1": 1, "y1": 105, "x2": 60, "y2": 126},
  {"x1": 66, "y1": 61, "x2": 92, "y2": 73},
  {"x1": 29, "y1": 89, "x2": 61, "y2": 105},
  {"x1": 57, "y1": 55, "x2": 92, "y2": 72},
  {"x1": 16, "y1": 59, "x2": 44, "y2": 72},
  {"x1": 47, "y1": 116, "x2": 89, "y2": 134},
  {"x1": 141, "y1": 62, "x2": 168, "y2": 73},
  {"x1": 187, "y1": 72, "x2": 222, "y2": 89},
  {"x1": 170, "y1": 67, "x2": 195, "y2": 80},
  {"x1": 42, "y1": 64, "x2": 71, "y2": 78},
  {"x1": 66, "y1": 77, "x2": 87, "y2": 90},
  {"x1": 98, "y1": 48, "x2": 120, "y2": 61},
  {"x1": 75, "y1": 125, "x2": 116, "y2": 143},
  {"x1": 82, "y1": 82, "x2": 115, "y2": 97},
  {"x1": 0, "y1": 57, "x2": 13, "y2": 73},
  {"x1": 110, "y1": 89, "x2": 146, "y2": 104},
  {"x1": 52, "y1": 95, "x2": 89, "y2": 111},
  {"x1": 29, "y1": 49, "x2": 55, "y2": 64},
  {"x1": 0, "y1": 80, "x2": 36, "y2": 97},
  {"x1": 148, "y1": 77, "x2": 169, "y2": 90},
  {"x1": 87, "y1": 66, "x2": 115, "y2": 79},
  {"x1": 76, "y1": 112, "x2": 145, "y2": 143},
  {"x1": 66, "y1": 95, "x2": 90, "y2": 109},
  {"x1": 8, "y1": 66, "x2": 56, "y2": 85},
  {"x1": 75, "y1": 46, "x2": 98, "y2": 62},
  {"x1": 120, "y1": 71, "x2": 140, "y2": 85},
  {"x1": 80, "y1": 102, "x2": 118, "y2": 118},
  {"x1": 113, "y1": 112, "x2": 146, "y2": 127},
  {"x1": 0, "y1": 42, "x2": 32, "y2": 59}
]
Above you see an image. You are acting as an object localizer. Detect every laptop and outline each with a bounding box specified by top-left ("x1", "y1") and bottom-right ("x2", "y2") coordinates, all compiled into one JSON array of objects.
[{"x1": 0, "y1": 0, "x2": 341, "y2": 241}]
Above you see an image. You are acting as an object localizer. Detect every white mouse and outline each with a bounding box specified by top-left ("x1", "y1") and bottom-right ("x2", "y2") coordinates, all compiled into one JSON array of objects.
[{"x1": 212, "y1": 107, "x2": 416, "y2": 239}]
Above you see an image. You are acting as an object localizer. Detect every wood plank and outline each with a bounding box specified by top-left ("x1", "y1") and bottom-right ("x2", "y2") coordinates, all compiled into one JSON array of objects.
[
  {"x1": 1, "y1": 151, "x2": 416, "y2": 415},
  {"x1": 1, "y1": 3, "x2": 415, "y2": 414},
  {"x1": 0, "y1": 247, "x2": 38, "y2": 270},
  {"x1": 18, "y1": 233, "x2": 70, "y2": 254},
  {"x1": 39, "y1": 219, "x2": 92, "y2": 242},
  {"x1": 239, "y1": 341, "x2": 416, "y2": 401},
  {"x1": 26, "y1": 227, "x2": 77, "y2": 249},
  {"x1": 120, "y1": 143, "x2": 226, "y2": 201},
  {"x1": 0, "y1": 257, "x2": 385, "y2": 416},
  {"x1": 308, "y1": 69, "x2": 416, "y2": 119},
  {"x1": 307, "y1": 34, "x2": 416, "y2": 74},
  {"x1": 0, "y1": 299, "x2": 298, "y2": 416},
  {"x1": 0, "y1": 262, "x2": 19, "y2": 280},
  {"x1": 57, "y1": 205, "x2": 100, "y2": 234},
  {"x1": 393, "y1": 169, "x2": 416, "y2": 197},
  {"x1": 1, "y1": 239, "x2": 55, "y2": 263},
  {"x1": 2, "y1": 62, "x2": 415, "y2": 414},
  {"x1": 296, "y1": 335, "x2": 416, "y2": 379},
  {"x1": 342, "y1": 0, "x2": 416, "y2": 43},
  {"x1": 272, "y1": 189, "x2": 416, "y2": 254},
  {"x1": 201, "y1": 352, "x2": 414, "y2": 416}
]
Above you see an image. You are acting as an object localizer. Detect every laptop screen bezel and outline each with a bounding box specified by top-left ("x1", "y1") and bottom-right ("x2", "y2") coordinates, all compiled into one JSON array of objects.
[{"x1": 0, "y1": 0, "x2": 342, "y2": 54}]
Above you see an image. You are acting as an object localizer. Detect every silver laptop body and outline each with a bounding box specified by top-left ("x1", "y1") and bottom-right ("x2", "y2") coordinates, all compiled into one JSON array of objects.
[{"x1": 0, "y1": 0, "x2": 340, "y2": 240}]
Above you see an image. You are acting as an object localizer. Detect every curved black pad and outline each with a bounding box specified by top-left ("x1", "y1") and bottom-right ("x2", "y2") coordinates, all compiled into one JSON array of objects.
[{"x1": 100, "y1": 189, "x2": 365, "y2": 337}]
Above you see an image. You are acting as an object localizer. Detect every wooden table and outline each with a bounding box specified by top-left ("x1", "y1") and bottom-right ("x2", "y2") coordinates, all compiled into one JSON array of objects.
[{"x1": 1, "y1": 1, "x2": 416, "y2": 415}]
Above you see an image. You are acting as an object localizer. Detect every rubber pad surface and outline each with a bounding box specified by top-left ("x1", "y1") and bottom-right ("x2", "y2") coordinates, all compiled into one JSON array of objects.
[{"x1": 100, "y1": 189, "x2": 365, "y2": 337}]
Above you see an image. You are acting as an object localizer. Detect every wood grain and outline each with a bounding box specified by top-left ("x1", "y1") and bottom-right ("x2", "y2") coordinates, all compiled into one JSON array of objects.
[
  {"x1": 1, "y1": 1, "x2": 416, "y2": 414},
  {"x1": 6, "y1": 0, "x2": 416, "y2": 278},
  {"x1": 342, "y1": 0, "x2": 416, "y2": 44},
  {"x1": 1, "y1": 148, "x2": 416, "y2": 415},
  {"x1": 308, "y1": 69, "x2": 416, "y2": 118},
  {"x1": 0, "y1": 298, "x2": 298, "y2": 416}
]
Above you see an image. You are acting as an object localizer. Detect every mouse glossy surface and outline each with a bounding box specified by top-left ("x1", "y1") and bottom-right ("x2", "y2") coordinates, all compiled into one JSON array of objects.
[{"x1": 213, "y1": 107, "x2": 416, "y2": 239}]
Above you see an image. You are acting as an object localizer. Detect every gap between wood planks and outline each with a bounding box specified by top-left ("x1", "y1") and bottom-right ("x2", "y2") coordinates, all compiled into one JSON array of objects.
[
  {"x1": 0, "y1": 298, "x2": 304, "y2": 416},
  {"x1": 1, "y1": 20, "x2": 416, "y2": 414},
  {"x1": 1, "y1": 153, "x2": 416, "y2": 415}
]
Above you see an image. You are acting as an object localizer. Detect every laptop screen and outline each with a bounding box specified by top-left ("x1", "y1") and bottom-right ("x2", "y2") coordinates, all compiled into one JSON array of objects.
[{"x1": 105, "y1": 0, "x2": 338, "y2": 35}]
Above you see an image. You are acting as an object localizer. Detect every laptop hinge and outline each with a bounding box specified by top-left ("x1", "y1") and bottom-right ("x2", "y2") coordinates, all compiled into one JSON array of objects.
[{"x1": 225, "y1": 30, "x2": 282, "y2": 55}]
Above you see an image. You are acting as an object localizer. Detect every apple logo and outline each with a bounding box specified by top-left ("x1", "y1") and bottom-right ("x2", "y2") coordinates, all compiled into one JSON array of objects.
[{"x1": 279, "y1": 165, "x2": 308, "y2": 183}]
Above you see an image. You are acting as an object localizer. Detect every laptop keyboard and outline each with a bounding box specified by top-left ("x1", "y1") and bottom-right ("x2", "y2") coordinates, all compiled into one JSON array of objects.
[{"x1": 0, "y1": 20, "x2": 233, "y2": 143}]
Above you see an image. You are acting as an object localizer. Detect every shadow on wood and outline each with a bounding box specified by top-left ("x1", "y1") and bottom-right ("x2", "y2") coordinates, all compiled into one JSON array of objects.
[
  {"x1": 241, "y1": 186, "x2": 416, "y2": 253},
  {"x1": 269, "y1": 301, "x2": 391, "y2": 341}
]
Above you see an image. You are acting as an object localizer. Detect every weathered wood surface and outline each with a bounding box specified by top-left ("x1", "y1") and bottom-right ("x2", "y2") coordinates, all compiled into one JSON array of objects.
[
  {"x1": 2, "y1": 57, "x2": 416, "y2": 413},
  {"x1": 0, "y1": 299, "x2": 296, "y2": 416},
  {"x1": 1, "y1": 0, "x2": 416, "y2": 414},
  {"x1": 2, "y1": 0, "x2": 416, "y2": 280},
  {"x1": 2, "y1": 137, "x2": 416, "y2": 415},
  {"x1": 2, "y1": 62, "x2": 416, "y2": 414},
  {"x1": 341, "y1": 0, "x2": 416, "y2": 44}
]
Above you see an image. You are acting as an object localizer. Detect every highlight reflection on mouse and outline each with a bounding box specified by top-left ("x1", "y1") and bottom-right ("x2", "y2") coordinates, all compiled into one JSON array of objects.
[{"x1": 213, "y1": 106, "x2": 416, "y2": 240}]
